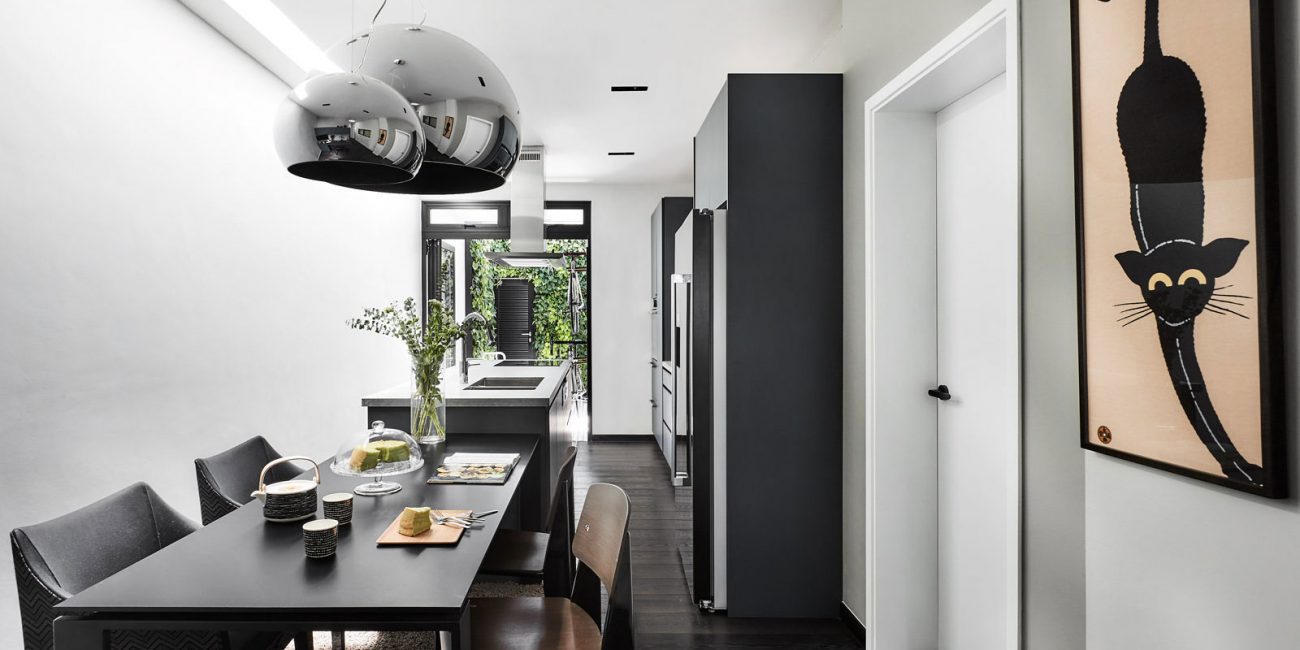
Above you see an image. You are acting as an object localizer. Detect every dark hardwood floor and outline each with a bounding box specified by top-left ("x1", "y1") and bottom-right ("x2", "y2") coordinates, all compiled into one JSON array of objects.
[{"x1": 573, "y1": 438, "x2": 861, "y2": 649}]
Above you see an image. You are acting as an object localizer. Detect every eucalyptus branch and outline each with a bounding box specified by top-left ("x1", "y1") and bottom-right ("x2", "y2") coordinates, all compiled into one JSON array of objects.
[{"x1": 349, "y1": 297, "x2": 463, "y2": 389}]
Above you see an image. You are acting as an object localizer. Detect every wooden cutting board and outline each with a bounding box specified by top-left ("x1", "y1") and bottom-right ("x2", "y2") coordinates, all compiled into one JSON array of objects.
[{"x1": 376, "y1": 509, "x2": 471, "y2": 546}]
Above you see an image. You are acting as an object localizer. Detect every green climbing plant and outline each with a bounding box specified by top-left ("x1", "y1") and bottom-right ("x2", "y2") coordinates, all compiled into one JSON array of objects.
[{"x1": 469, "y1": 239, "x2": 589, "y2": 386}]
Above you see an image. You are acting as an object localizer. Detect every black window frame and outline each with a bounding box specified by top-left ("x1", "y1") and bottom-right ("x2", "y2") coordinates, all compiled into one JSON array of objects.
[
  {"x1": 541, "y1": 200, "x2": 592, "y2": 239},
  {"x1": 420, "y1": 200, "x2": 591, "y2": 240},
  {"x1": 421, "y1": 200, "x2": 512, "y2": 239}
]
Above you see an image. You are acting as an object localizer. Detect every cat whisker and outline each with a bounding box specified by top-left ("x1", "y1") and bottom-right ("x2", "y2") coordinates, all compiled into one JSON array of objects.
[
  {"x1": 1113, "y1": 300, "x2": 1148, "y2": 307},
  {"x1": 1118, "y1": 304, "x2": 1151, "y2": 314},
  {"x1": 1208, "y1": 305, "x2": 1251, "y2": 320},
  {"x1": 1216, "y1": 284, "x2": 1235, "y2": 291},
  {"x1": 1202, "y1": 304, "x2": 1229, "y2": 316},
  {"x1": 1120, "y1": 310, "x2": 1153, "y2": 327},
  {"x1": 1208, "y1": 297, "x2": 1246, "y2": 307},
  {"x1": 1211, "y1": 292, "x2": 1253, "y2": 300}
]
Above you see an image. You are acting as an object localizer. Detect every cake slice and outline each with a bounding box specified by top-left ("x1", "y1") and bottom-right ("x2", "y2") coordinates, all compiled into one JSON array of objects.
[
  {"x1": 368, "y1": 440, "x2": 410, "y2": 463},
  {"x1": 398, "y1": 506, "x2": 432, "y2": 536},
  {"x1": 350, "y1": 445, "x2": 380, "y2": 471}
]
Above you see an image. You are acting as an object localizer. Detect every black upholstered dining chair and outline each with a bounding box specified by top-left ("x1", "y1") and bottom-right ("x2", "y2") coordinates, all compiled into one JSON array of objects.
[
  {"x1": 195, "y1": 435, "x2": 300, "y2": 525},
  {"x1": 478, "y1": 445, "x2": 579, "y2": 596},
  {"x1": 469, "y1": 482, "x2": 634, "y2": 649},
  {"x1": 10, "y1": 482, "x2": 293, "y2": 650}
]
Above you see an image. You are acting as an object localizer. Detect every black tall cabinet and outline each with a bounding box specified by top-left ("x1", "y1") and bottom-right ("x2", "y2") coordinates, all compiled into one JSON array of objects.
[{"x1": 692, "y1": 74, "x2": 843, "y2": 619}]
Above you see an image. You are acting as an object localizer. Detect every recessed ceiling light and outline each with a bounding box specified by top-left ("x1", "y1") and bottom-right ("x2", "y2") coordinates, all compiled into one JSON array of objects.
[
  {"x1": 611, "y1": 86, "x2": 648, "y2": 92},
  {"x1": 608, "y1": 152, "x2": 635, "y2": 156}
]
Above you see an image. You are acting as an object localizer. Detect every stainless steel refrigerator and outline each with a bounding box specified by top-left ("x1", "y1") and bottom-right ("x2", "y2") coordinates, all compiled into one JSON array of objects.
[{"x1": 659, "y1": 208, "x2": 726, "y2": 611}]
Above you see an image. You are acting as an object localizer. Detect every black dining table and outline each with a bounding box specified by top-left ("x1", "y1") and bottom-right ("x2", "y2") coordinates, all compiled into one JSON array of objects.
[{"x1": 53, "y1": 434, "x2": 540, "y2": 650}]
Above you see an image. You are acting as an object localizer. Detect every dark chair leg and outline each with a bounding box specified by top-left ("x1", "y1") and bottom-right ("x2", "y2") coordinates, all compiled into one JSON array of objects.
[
  {"x1": 293, "y1": 631, "x2": 313, "y2": 650},
  {"x1": 331, "y1": 630, "x2": 346, "y2": 649}
]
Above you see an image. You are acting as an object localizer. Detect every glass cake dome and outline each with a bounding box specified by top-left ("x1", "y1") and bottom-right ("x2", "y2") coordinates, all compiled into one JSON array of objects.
[{"x1": 330, "y1": 420, "x2": 424, "y2": 496}]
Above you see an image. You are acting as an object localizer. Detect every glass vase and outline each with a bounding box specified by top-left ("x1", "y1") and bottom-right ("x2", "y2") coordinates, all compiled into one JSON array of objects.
[{"x1": 411, "y1": 381, "x2": 447, "y2": 445}]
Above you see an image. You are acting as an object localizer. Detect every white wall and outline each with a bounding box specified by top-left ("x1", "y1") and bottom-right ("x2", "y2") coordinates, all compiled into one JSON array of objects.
[
  {"x1": 1019, "y1": 0, "x2": 1089, "y2": 647},
  {"x1": 1084, "y1": 6, "x2": 1300, "y2": 648},
  {"x1": 840, "y1": 0, "x2": 996, "y2": 628},
  {"x1": 843, "y1": 2, "x2": 1090, "y2": 644},
  {"x1": 548, "y1": 183, "x2": 691, "y2": 435},
  {"x1": 0, "y1": 0, "x2": 420, "y2": 646},
  {"x1": 846, "y1": 1, "x2": 1297, "y2": 646}
]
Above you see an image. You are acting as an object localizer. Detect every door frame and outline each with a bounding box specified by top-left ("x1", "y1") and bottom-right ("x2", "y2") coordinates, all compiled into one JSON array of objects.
[
  {"x1": 420, "y1": 200, "x2": 594, "y2": 439},
  {"x1": 861, "y1": 2, "x2": 1021, "y2": 648}
]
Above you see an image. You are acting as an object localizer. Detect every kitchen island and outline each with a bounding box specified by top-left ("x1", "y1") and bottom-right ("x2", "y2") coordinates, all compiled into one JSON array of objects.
[{"x1": 362, "y1": 359, "x2": 580, "y2": 531}]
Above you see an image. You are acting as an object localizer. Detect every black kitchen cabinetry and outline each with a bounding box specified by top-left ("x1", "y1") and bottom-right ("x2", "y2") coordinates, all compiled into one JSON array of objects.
[{"x1": 694, "y1": 74, "x2": 843, "y2": 619}]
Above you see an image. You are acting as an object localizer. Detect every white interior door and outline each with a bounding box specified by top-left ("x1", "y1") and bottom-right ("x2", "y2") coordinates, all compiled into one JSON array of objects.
[{"x1": 935, "y1": 72, "x2": 1016, "y2": 650}]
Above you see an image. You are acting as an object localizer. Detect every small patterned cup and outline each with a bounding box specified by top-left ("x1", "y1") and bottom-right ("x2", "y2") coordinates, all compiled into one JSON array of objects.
[
  {"x1": 322, "y1": 492, "x2": 354, "y2": 526},
  {"x1": 303, "y1": 518, "x2": 339, "y2": 559}
]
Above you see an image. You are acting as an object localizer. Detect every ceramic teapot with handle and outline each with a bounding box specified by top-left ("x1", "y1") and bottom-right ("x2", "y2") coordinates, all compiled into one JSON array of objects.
[{"x1": 251, "y1": 456, "x2": 320, "y2": 522}]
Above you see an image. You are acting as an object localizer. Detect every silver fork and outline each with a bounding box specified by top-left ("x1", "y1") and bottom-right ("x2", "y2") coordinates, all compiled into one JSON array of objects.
[{"x1": 433, "y1": 511, "x2": 473, "y2": 528}]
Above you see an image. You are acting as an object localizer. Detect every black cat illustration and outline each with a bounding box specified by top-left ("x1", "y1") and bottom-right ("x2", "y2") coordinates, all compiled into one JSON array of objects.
[{"x1": 1108, "y1": 0, "x2": 1262, "y2": 484}]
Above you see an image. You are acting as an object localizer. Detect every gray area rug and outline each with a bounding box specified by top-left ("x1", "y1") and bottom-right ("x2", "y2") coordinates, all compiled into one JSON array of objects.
[
  {"x1": 311, "y1": 631, "x2": 438, "y2": 649},
  {"x1": 303, "y1": 582, "x2": 544, "y2": 649}
]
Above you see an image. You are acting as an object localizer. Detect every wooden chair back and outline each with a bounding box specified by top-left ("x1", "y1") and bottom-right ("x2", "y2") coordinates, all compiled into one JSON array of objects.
[{"x1": 570, "y1": 482, "x2": 633, "y2": 650}]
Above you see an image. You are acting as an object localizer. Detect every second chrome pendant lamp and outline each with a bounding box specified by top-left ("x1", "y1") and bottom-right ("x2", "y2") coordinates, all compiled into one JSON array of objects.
[{"x1": 273, "y1": 3, "x2": 521, "y2": 194}]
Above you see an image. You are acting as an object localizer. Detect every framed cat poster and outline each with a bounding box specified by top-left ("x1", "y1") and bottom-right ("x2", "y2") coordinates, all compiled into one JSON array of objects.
[{"x1": 1071, "y1": 0, "x2": 1285, "y2": 497}]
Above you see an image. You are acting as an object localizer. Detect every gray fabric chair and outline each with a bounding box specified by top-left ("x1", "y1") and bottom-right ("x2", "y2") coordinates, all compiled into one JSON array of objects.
[
  {"x1": 10, "y1": 482, "x2": 292, "y2": 650},
  {"x1": 195, "y1": 435, "x2": 298, "y2": 525}
]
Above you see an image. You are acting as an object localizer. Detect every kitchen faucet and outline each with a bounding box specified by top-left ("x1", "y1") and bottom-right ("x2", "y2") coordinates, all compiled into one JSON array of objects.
[{"x1": 459, "y1": 312, "x2": 487, "y2": 385}]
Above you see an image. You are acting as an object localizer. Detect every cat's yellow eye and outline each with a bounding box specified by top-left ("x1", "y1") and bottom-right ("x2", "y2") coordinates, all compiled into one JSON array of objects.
[
  {"x1": 1147, "y1": 272, "x2": 1173, "y2": 291},
  {"x1": 1178, "y1": 269, "x2": 1207, "y2": 286}
]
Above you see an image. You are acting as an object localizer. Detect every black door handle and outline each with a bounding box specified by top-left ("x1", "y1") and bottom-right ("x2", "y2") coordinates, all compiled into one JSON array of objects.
[{"x1": 928, "y1": 385, "x2": 951, "y2": 401}]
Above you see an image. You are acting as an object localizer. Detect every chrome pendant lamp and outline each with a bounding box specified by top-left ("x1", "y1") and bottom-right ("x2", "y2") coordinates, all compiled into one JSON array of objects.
[
  {"x1": 274, "y1": 72, "x2": 425, "y2": 185},
  {"x1": 273, "y1": 1, "x2": 520, "y2": 194},
  {"x1": 322, "y1": 23, "x2": 522, "y2": 194}
]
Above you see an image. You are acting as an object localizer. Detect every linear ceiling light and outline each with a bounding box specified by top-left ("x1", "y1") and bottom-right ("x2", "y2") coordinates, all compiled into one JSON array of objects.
[{"x1": 223, "y1": 0, "x2": 339, "y2": 75}]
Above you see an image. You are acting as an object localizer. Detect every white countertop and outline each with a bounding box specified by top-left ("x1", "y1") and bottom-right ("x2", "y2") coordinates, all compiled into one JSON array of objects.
[{"x1": 362, "y1": 359, "x2": 572, "y2": 408}]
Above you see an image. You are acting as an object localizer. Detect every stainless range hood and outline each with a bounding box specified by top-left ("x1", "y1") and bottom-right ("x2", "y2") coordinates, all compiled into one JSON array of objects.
[{"x1": 489, "y1": 145, "x2": 565, "y2": 269}]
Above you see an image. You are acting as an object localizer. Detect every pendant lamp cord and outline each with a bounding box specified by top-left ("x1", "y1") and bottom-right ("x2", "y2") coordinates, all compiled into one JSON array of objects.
[
  {"x1": 369, "y1": 0, "x2": 388, "y2": 25},
  {"x1": 348, "y1": 0, "x2": 356, "y2": 72},
  {"x1": 356, "y1": 0, "x2": 387, "y2": 72},
  {"x1": 352, "y1": 0, "x2": 424, "y2": 74}
]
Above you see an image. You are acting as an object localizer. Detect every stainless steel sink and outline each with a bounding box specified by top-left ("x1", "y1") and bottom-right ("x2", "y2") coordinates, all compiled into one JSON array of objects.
[
  {"x1": 496, "y1": 359, "x2": 566, "y2": 367},
  {"x1": 465, "y1": 376, "x2": 545, "y2": 390}
]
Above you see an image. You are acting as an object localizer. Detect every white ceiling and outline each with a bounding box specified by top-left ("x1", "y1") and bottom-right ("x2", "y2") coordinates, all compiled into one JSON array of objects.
[{"x1": 268, "y1": 0, "x2": 843, "y2": 185}]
